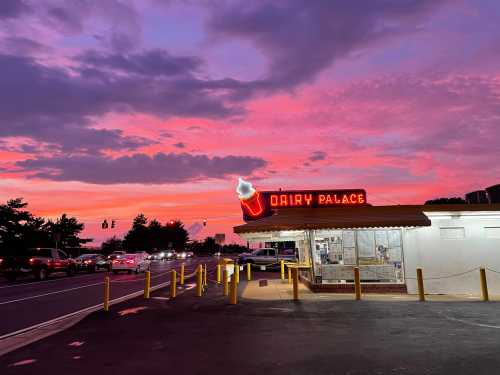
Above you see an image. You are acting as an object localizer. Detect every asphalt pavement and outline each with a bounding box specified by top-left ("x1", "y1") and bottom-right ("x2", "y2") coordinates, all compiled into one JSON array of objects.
[
  {"x1": 0, "y1": 257, "x2": 217, "y2": 337},
  {"x1": 2, "y1": 276, "x2": 500, "y2": 374}
]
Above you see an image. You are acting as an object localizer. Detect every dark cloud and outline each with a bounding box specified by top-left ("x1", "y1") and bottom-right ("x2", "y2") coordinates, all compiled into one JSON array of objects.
[
  {"x1": 0, "y1": 53, "x2": 240, "y2": 152},
  {"x1": 0, "y1": 36, "x2": 47, "y2": 55},
  {"x1": 79, "y1": 50, "x2": 202, "y2": 77},
  {"x1": 208, "y1": 0, "x2": 448, "y2": 90},
  {"x1": 173, "y1": 142, "x2": 186, "y2": 149},
  {"x1": 309, "y1": 151, "x2": 327, "y2": 162},
  {"x1": 78, "y1": 49, "x2": 202, "y2": 77},
  {"x1": 0, "y1": 0, "x2": 30, "y2": 19},
  {"x1": 17, "y1": 152, "x2": 267, "y2": 184}
]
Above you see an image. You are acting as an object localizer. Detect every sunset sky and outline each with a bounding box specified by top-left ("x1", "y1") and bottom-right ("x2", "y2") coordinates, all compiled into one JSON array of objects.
[{"x1": 0, "y1": 0, "x2": 499, "y2": 244}]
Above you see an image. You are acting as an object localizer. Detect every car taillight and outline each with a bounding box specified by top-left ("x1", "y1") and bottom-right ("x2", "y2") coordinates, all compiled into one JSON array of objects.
[
  {"x1": 29, "y1": 257, "x2": 35, "y2": 264},
  {"x1": 126, "y1": 259, "x2": 134, "y2": 264},
  {"x1": 113, "y1": 260, "x2": 119, "y2": 264}
]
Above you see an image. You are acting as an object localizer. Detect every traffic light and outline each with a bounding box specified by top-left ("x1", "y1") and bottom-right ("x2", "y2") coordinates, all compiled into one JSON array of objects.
[
  {"x1": 111, "y1": 220, "x2": 115, "y2": 228},
  {"x1": 203, "y1": 219, "x2": 207, "y2": 226}
]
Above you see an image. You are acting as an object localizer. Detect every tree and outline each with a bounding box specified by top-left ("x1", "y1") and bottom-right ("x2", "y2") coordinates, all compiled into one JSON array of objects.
[
  {"x1": 101, "y1": 236, "x2": 124, "y2": 255},
  {"x1": 122, "y1": 215, "x2": 189, "y2": 252},
  {"x1": 0, "y1": 198, "x2": 92, "y2": 255},
  {"x1": 123, "y1": 214, "x2": 149, "y2": 251},
  {"x1": 425, "y1": 197, "x2": 466, "y2": 205}
]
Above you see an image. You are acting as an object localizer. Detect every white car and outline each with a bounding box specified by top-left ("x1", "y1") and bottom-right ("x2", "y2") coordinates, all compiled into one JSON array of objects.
[{"x1": 112, "y1": 253, "x2": 150, "y2": 274}]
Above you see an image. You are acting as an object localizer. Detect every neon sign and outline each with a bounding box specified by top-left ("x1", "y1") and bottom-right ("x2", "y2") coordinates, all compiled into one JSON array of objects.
[{"x1": 236, "y1": 179, "x2": 367, "y2": 221}]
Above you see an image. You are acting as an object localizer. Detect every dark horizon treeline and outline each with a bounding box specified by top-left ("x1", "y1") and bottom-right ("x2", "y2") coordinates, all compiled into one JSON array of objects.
[{"x1": 0, "y1": 198, "x2": 248, "y2": 256}]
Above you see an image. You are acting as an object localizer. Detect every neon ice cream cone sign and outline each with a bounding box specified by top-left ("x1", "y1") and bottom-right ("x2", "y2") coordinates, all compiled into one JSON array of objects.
[
  {"x1": 236, "y1": 178, "x2": 367, "y2": 221},
  {"x1": 236, "y1": 178, "x2": 264, "y2": 218}
]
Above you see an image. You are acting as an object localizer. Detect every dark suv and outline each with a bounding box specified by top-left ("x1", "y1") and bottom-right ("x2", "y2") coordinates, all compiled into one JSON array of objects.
[{"x1": 0, "y1": 248, "x2": 77, "y2": 281}]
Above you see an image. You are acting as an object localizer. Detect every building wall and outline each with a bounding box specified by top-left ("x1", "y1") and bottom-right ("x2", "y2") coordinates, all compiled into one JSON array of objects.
[{"x1": 404, "y1": 211, "x2": 500, "y2": 294}]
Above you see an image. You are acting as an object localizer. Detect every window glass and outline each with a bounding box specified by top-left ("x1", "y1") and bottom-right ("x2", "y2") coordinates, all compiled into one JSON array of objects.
[
  {"x1": 58, "y1": 250, "x2": 69, "y2": 259},
  {"x1": 267, "y1": 249, "x2": 277, "y2": 256},
  {"x1": 29, "y1": 248, "x2": 53, "y2": 258}
]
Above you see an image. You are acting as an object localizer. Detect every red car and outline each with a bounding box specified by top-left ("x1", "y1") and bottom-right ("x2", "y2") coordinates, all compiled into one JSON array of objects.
[{"x1": 0, "y1": 248, "x2": 77, "y2": 281}]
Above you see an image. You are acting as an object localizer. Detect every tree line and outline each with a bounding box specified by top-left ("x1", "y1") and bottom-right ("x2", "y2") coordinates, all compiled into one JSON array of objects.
[{"x1": 0, "y1": 198, "x2": 248, "y2": 256}]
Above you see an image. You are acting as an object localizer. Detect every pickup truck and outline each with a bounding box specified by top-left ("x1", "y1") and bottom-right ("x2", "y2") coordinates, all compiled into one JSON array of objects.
[
  {"x1": 0, "y1": 248, "x2": 77, "y2": 281},
  {"x1": 237, "y1": 248, "x2": 298, "y2": 268}
]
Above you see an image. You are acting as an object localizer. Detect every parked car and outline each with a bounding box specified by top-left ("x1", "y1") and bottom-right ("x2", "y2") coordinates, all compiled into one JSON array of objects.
[
  {"x1": 237, "y1": 248, "x2": 297, "y2": 269},
  {"x1": 112, "y1": 253, "x2": 150, "y2": 274},
  {"x1": 0, "y1": 248, "x2": 77, "y2": 281},
  {"x1": 107, "y1": 251, "x2": 126, "y2": 261},
  {"x1": 176, "y1": 251, "x2": 194, "y2": 260},
  {"x1": 75, "y1": 254, "x2": 110, "y2": 272},
  {"x1": 164, "y1": 250, "x2": 176, "y2": 260},
  {"x1": 213, "y1": 252, "x2": 222, "y2": 257}
]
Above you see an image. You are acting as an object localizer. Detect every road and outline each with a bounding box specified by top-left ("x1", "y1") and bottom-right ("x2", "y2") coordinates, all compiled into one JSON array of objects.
[{"x1": 0, "y1": 257, "x2": 218, "y2": 337}]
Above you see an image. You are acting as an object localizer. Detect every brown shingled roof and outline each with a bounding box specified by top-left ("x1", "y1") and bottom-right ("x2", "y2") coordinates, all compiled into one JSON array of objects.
[{"x1": 233, "y1": 204, "x2": 500, "y2": 234}]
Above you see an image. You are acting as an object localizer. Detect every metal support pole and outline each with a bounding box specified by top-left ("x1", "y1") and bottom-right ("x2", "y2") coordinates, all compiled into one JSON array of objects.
[
  {"x1": 223, "y1": 269, "x2": 229, "y2": 296},
  {"x1": 103, "y1": 276, "x2": 110, "y2": 312},
  {"x1": 196, "y1": 265, "x2": 203, "y2": 297},
  {"x1": 144, "y1": 271, "x2": 151, "y2": 299},
  {"x1": 480, "y1": 267, "x2": 489, "y2": 302},
  {"x1": 246, "y1": 262, "x2": 251, "y2": 281},
  {"x1": 280, "y1": 260, "x2": 285, "y2": 280},
  {"x1": 417, "y1": 268, "x2": 425, "y2": 302},
  {"x1": 354, "y1": 267, "x2": 361, "y2": 301},
  {"x1": 229, "y1": 269, "x2": 238, "y2": 305},
  {"x1": 216, "y1": 264, "x2": 221, "y2": 284},
  {"x1": 292, "y1": 267, "x2": 299, "y2": 301},
  {"x1": 180, "y1": 263, "x2": 185, "y2": 285},
  {"x1": 288, "y1": 266, "x2": 292, "y2": 284},
  {"x1": 235, "y1": 262, "x2": 240, "y2": 284},
  {"x1": 170, "y1": 270, "x2": 177, "y2": 299}
]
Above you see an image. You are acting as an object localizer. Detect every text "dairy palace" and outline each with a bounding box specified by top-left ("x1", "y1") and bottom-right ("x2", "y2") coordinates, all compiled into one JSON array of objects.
[{"x1": 269, "y1": 192, "x2": 366, "y2": 208}]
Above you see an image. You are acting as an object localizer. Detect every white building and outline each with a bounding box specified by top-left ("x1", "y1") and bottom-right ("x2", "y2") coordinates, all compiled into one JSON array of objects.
[{"x1": 234, "y1": 204, "x2": 500, "y2": 295}]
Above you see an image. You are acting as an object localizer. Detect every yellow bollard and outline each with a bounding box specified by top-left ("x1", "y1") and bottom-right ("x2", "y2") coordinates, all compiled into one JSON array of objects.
[
  {"x1": 246, "y1": 262, "x2": 252, "y2": 281},
  {"x1": 229, "y1": 270, "x2": 238, "y2": 305},
  {"x1": 480, "y1": 267, "x2": 489, "y2": 302},
  {"x1": 216, "y1": 264, "x2": 221, "y2": 284},
  {"x1": 196, "y1": 264, "x2": 203, "y2": 297},
  {"x1": 170, "y1": 269, "x2": 177, "y2": 299},
  {"x1": 288, "y1": 266, "x2": 292, "y2": 284},
  {"x1": 292, "y1": 267, "x2": 299, "y2": 301},
  {"x1": 280, "y1": 260, "x2": 285, "y2": 280},
  {"x1": 235, "y1": 262, "x2": 240, "y2": 284},
  {"x1": 103, "y1": 276, "x2": 110, "y2": 311},
  {"x1": 354, "y1": 267, "x2": 361, "y2": 300},
  {"x1": 416, "y1": 268, "x2": 425, "y2": 302},
  {"x1": 223, "y1": 269, "x2": 229, "y2": 296},
  {"x1": 204, "y1": 264, "x2": 207, "y2": 289},
  {"x1": 144, "y1": 270, "x2": 151, "y2": 299},
  {"x1": 180, "y1": 263, "x2": 185, "y2": 285}
]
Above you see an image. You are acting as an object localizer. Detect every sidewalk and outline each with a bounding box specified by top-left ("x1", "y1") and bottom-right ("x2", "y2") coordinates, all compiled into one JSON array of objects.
[
  {"x1": 2, "y1": 279, "x2": 500, "y2": 375},
  {"x1": 242, "y1": 278, "x2": 500, "y2": 302}
]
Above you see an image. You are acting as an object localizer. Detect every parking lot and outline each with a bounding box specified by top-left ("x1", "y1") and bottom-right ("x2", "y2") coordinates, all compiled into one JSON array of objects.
[{"x1": 2, "y1": 275, "x2": 500, "y2": 375}]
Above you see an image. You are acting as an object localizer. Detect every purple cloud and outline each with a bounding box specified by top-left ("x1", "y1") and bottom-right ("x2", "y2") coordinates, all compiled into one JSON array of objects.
[
  {"x1": 208, "y1": 0, "x2": 449, "y2": 90},
  {"x1": 16, "y1": 152, "x2": 267, "y2": 184},
  {"x1": 173, "y1": 142, "x2": 186, "y2": 149},
  {"x1": 0, "y1": 0, "x2": 30, "y2": 19},
  {"x1": 309, "y1": 151, "x2": 327, "y2": 162},
  {"x1": 0, "y1": 53, "x2": 241, "y2": 152}
]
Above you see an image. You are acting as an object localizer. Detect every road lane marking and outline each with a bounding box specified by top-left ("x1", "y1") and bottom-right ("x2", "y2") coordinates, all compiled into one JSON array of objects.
[
  {"x1": 0, "y1": 279, "x2": 171, "y2": 340},
  {"x1": 0, "y1": 282, "x2": 104, "y2": 305}
]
